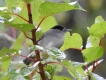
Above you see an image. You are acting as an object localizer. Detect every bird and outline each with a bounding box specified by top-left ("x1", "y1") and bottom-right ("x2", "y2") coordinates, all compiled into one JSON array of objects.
[{"x1": 23, "y1": 25, "x2": 71, "y2": 65}]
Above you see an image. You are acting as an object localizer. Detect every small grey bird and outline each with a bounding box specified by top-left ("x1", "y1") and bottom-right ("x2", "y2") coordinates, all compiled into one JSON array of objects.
[{"x1": 23, "y1": 25, "x2": 71, "y2": 65}]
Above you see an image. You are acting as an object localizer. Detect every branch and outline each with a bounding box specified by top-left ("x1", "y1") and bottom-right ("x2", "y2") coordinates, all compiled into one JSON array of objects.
[
  {"x1": 26, "y1": 3, "x2": 33, "y2": 24},
  {"x1": 26, "y1": 3, "x2": 46, "y2": 80}
]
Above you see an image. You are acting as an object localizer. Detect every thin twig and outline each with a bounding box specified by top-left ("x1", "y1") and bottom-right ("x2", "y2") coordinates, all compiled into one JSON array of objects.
[
  {"x1": 19, "y1": 54, "x2": 35, "y2": 61},
  {"x1": 12, "y1": 13, "x2": 28, "y2": 22},
  {"x1": 36, "y1": 18, "x2": 45, "y2": 31},
  {"x1": 23, "y1": 32, "x2": 32, "y2": 39}
]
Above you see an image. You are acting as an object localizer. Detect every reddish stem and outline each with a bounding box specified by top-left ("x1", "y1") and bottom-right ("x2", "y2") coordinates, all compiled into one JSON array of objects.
[
  {"x1": 99, "y1": 38, "x2": 102, "y2": 46},
  {"x1": 19, "y1": 54, "x2": 35, "y2": 61},
  {"x1": 26, "y1": 3, "x2": 33, "y2": 24},
  {"x1": 26, "y1": 3, "x2": 46, "y2": 80},
  {"x1": 92, "y1": 60, "x2": 98, "y2": 72},
  {"x1": 13, "y1": 13, "x2": 28, "y2": 22},
  {"x1": 24, "y1": 32, "x2": 32, "y2": 39},
  {"x1": 36, "y1": 18, "x2": 45, "y2": 31}
]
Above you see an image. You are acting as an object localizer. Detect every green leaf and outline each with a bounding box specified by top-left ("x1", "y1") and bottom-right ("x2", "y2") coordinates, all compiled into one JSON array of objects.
[
  {"x1": 53, "y1": 76, "x2": 71, "y2": 80},
  {"x1": 0, "y1": 47, "x2": 8, "y2": 56},
  {"x1": 0, "y1": 75, "x2": 10, "y2": 80},
  {"x1": 5, "y1": 0, "x2": 19, "y2": 8},
  {"x1": 0, "y1": 10, "x2": 11, "y2": 20},
  {"x1": 11, "y1": 2, "x2": 28, "y2": 24},
  {"x1": 0, "y1": 47, "x2": 18, "y2": 56},
  {"x1": 61, "y1": 60, "x2": 77, "y2": 78},
  {"x1": 1, "y1": 57, "x2": 11, "y2": 72},
  {"x1": 90, "y1": 35, "x2": 100, "y2": 47},
  {"x1": 75, "y1": 64, "x2": 85, "y2": 76},
  {"x1": 12, "y1": 0, "x2": 43, "y2": 24},
  {"x1": 95, "y1": 16, "x2": 104, "y2": 23},
  {"x1": 12, "y1": 74, "x2": 26, "y2": 80},
  {"x1": 20, "y1": 67, "x2": 33, "y2": 76},
  {"x1": 61, "y1": 33, "x2": 82, "y2": 51},
  {"x1": 5, "y1": 22, "x2": 35, "y2": 32},
  {"x1": 89, "y1": 21, "x2": 106, "y2": 38},
  {"x1": 38, "y1": 1, "x2": 85, "y2": 17},
  {"x1": 44, "y1": 65, "x2": 55, "y2": 79},
  {"x1": 0, "y1": 47, "x2": 18, "y2": 63},
  {"x1": 47, "y1": 47, "x2": 66, "y2": 59},
  {"x1": 12, "y1": 33, "x2": 25, "y2": 50},
  {"x1": 0, "y1": 56, "x2": 11, "y2": 62},
  {"x1": 7, "y1": 64, "x2": 27, "y2": 80},
  {"x1": 82, "y1": 46, "x2": 104, "y2": 63},
  {"x1": 31, "y1": 0, "x2": 44, "y2": 22}
]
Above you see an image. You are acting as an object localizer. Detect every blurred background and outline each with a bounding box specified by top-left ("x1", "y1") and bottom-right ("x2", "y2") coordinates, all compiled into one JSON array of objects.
[{"x1": 0, "y1": 0, "x2": 106, "y2": 79}]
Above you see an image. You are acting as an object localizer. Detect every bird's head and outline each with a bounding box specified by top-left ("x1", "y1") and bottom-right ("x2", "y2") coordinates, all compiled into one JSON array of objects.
[{"x1": 51, "y1": 25, "x2": 71, "y2": 33}]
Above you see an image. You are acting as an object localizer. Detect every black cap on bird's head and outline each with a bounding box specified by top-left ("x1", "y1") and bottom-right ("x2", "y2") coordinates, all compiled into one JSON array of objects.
[{"x1": 51, "y1": 25, "x2": 71, "y2": 32}]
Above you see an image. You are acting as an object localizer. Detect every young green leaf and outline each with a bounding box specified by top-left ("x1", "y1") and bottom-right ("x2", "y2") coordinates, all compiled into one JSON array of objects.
[
  {"x1": 31, "y1": 0, "x2": 44, "y2": 22},
  {"x1": 12, "y1": 0, "x2": 43, "y2": 24},
  {"x1": 44, "y1": 65, "x2": 55, "y2": 79},
  {"x1": 61, "y1": 60, "x2": 78, "y2": 78},
  {"x1": 95, "y1": 16, "x2": 104, "y2": 23},
  {"x1": 89, "y1": 21, "x2": 106, "y2": 38},
  {"x1": 12, "y1": 32, "x2": 25, "y2": 50},
  {"x1": 90, "y1": 35, "x2": 100, "y2": 47},
  {"x1": 0, "y1": 10, "x2": 11, "y2": 20},
  {"x1": 38, "y1": 1, "x2": 85, "y2": 17},
  {"x1": 12, "y1": 74, "x2": 26, "y2": 80},
  {"x1": 72, "y1": 62, "x2": 85, "y2": 76},
  {"x1": 47, "y1": 47, "x2": 66, "y2": 59},
  {"x1": 0, "y1": 47, "x2": 18, "y2": 57},
  {"x1": 5, "y1": 0, "x2": 19, "y2": 8},
  {"x1": 20, "y1": 67, "x2": 34, "y2": 76},
  {"x1": 61, "y1": 33, "x2": 82, "y2": 51},
  {"x1": 0, "y1": 47, "x2": 18, "y2": 63},
  {"x1": 1, "y1": 57, "x2": 11, "y2": 72},
  {"x1": 0, "y1": 75, "x2": 10, "y2": 80},
  {"x1": 82, "y1": 46, "x2": 104, "y2": 63},
  {"x1": 5, "y1": 22, "x2": 35, "y2": 32}
]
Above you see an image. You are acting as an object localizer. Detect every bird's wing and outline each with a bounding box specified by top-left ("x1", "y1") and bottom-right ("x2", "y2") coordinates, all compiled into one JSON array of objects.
[{"x1": 37, "y1": 32, "x2": 47, "y2": 42}]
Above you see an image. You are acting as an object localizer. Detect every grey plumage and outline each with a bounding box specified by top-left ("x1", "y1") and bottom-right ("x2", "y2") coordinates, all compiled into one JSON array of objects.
[{"x1": 23, "y1": 25, "x2": 71, "y2": 65}]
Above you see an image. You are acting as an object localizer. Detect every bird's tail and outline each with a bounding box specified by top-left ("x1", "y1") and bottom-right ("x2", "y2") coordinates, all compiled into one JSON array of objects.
[
  {"x1": 23, "y1": 57, "x2": 35, "y2": 65},
  {"x1": 23, "y1": 51, "x2": 35, "y2": 65}
]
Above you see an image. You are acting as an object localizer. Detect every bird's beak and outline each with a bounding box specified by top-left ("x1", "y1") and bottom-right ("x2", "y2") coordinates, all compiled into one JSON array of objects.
[{"x1": 66, "y1": 29, "x2": 72, "y2": 32}]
